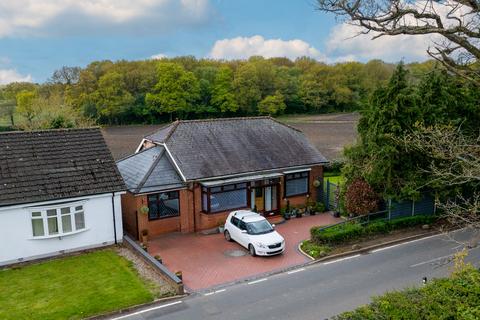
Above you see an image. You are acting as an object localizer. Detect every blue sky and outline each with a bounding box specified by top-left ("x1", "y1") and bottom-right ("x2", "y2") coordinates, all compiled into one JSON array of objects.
[{"x1": 0, "y1": 0, "x2": 431, "y2": 84}]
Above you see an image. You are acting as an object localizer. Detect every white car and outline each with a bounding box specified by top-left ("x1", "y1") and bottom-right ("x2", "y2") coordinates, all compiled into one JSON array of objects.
[{"x1": 224, "y1": 210, "x2": 285, "y2": 256}]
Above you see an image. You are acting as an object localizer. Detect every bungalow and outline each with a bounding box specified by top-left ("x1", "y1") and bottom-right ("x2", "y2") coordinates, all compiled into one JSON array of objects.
[
  {"x1": 117, "y1": 117, "x2": 328, "y2": 239},
  {"x1": 0, "y1": 128, "x2": 126, "y2": 266}
]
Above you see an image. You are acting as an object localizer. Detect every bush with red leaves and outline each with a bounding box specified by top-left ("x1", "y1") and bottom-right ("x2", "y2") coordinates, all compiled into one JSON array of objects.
[{"x1": 345, "y1": 179, "x2": 379, "y2": 216}]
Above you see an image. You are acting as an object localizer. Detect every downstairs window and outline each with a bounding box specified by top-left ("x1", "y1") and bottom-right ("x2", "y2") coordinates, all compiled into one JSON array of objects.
[{"x1": 31, "y1": 204, "x2": 86, "y2": 237}]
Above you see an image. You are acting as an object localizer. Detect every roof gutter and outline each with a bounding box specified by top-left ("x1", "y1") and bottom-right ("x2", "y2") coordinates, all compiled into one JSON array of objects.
[{"x1": 193, "y1": 163, "x2": 326, "y2": 183}]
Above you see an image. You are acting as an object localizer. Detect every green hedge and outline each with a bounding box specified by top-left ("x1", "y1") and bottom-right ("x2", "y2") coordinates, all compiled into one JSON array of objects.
[
  {"x1": 333, "y1": 268, "x2": 480, "y2": 319},
  {"x1": 311, "y1": 215, "x2": 437, "y2": 245}
]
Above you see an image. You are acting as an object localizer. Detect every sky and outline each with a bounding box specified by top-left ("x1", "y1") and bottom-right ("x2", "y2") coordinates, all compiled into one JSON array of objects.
[{"x1": 0, "y1": 0, "x2": 433, "y2": 84}]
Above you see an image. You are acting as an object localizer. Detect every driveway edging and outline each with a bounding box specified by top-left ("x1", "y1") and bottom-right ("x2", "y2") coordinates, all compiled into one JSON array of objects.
[{"x1": 300, "y1": 230, "x2": 441, "y2": 264}]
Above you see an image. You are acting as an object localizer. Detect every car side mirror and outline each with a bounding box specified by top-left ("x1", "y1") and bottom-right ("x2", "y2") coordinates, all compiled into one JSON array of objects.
[
  {"x1": 241, "y1": 230, "x2": 247, "y2": 233},
  {"x1": 271, "y1": 224, "x2": 275, "y2": 228}
]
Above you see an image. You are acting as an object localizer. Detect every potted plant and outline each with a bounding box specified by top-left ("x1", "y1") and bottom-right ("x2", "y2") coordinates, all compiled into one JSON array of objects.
[
  {"x1": 139, "y1": 205, "x2": 149, "y2": 215},
  {"x1": 141, "y1": 243, "x2": 148, "y2": 252},
  {"x1": 306, "y1": 200, "x2": 315, "y2": 215},
  {"x1": 140, "y1": 229, "x2": 149, "y2": 243},
  {"x1": 296, "y1": 205, "x2": 305, "y2": 218},
  {"x1": 281, "y1": 207, "x2": 291, "y2": 220},
  {"x1": 313, "y1": 179, "x2": 321, "y2": 188},
  {"x1": 218, "y1": 222, "x2": 225, "y2": 234},
  {"x1": 154, "y1": 255, "x2": 163, "y2": 264},
  {"x1": 175, "y1": 271, "x2": 183, "y2": 281}
]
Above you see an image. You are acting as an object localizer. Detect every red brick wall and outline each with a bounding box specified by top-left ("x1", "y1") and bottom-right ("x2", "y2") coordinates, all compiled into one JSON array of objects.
[{"x1": 120, "y1": 165, "x2": 324, "y2": 235}]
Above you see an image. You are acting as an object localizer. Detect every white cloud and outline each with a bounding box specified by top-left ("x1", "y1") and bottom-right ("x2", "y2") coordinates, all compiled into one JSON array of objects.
[
  {"x1": 209, "y1": 35, "x2": 326, "y2": 61},
  {"x1": 325, "y1": 23, "x2": 434, "y2": 62},
  {"x1": 325, "y1": 0, "x2": 473, "y2": 62},
  {"x1": 0, "y1": 69, "x2": 33, "y2": 85},
  {"x1": 0, "y1": 0, "x2": 212, "y2": 37},
  {"x1": 150, "y1": 53, "x2": 168, "y2": 59}
]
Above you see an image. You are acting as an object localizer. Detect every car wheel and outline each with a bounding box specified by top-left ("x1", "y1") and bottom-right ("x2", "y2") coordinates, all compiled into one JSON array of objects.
[
  {"x1": 249, "y1": 244, "x2": 256, "y2": 257},
  {"x1": 224, "y1": 230, "x2": 232, "y2": 242}
]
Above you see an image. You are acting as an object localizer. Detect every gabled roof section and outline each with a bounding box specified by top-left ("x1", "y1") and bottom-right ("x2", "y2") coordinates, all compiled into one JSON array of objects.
[
  {"x1": 116, "y1": 145, "x2": 184, "y2": 194},
  {"x1": 145, "y1": 116, "x2": 328, "y2": 181},
  {"x1": 0, "y1": 128, "x2": 126, "y2": 207}
]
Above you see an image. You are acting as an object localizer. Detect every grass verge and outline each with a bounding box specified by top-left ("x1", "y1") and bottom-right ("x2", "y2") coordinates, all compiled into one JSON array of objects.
[{"x1": 0, "y1": 249, "x2": 156, "y2": 320}]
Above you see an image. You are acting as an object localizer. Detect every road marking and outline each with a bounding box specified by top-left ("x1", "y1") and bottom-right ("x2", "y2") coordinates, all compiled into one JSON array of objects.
[
  {"x1": 204, "y1": 289, "x2": 226, "y2": 296},
  {"x1": 323, "y1": 254, "x2": 361, "y2": 265},
  {"x1": 111, "y1": 301, "x2": 183, "y2": 319},
  {"x1": 248, "y1": 278, "x2": 268, "y2": 285},
  {"x1": 409, "y1": 253, "x2": 455, "y2": 267},
  {"x1": 287, "y1": 268, "x2": 306, "y2": 274},
  {"x1": 371, "y1": 234, "x2": 442, "y2": 253},
  {"x1": 410, "y1": 246, "x2": 480, "y2": 268}
]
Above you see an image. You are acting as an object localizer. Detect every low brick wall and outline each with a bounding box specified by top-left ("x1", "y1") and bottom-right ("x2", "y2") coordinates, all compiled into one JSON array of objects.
[{"x1": 123, "y1": 235, "x2": 184, "y2": 295}]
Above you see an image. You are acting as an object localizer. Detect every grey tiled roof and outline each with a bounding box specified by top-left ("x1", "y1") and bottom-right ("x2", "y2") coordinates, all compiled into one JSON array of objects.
[
  {"x1": 145, "y1": 117, "x2": 328, "y2": 180},
  {"x1": 116, "y1": 145, "x2": 185, "y2": 194},
  {"x1": 0, "y1": 128, "x2": 126, "y2": 207}
]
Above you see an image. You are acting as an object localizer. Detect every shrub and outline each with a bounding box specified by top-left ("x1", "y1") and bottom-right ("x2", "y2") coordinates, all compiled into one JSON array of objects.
[
  {"x1": 311, "y1": 215, "x2": 438, "y2": 245},
  {"x1": 314, "y1": 202, "x2": 325, "y2": 213},
  {"x1": 333, "y1": 267, "x2": 480, "y2": 319},
  {"x1": 301, "y1": 240, "x2": 331, "y2": 259},
  {"x1": 311, "y1": 222, "x2": 364, "y2": 245},
  {"x1": 344, "y1": 178, "x2": 379, "y2": 216}
]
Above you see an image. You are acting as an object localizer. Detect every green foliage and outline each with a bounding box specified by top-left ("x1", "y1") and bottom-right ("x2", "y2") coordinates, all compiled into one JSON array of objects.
[
  {"x1": 342, "y1": 63, "x2": 480, "y2": 199},
  {"x1": 145, "y1": 62, "x2": 200, "y2": 120},
  {"x1": 257, "y1": 91, "x2": 286, "y2": 115},
  {"x1": 333, "y1": 267, "x2": 480, "y2": 319},
  {"x1": 1, "y1": 58, "x2": 446, "y2": 126},
  {"x1": 211, "y1": 66, "x2": 238, "y2": 113},
  {"x1": 311, "y1": 215, "x2": 437, "y2": 245},
  {"x1": 301, "y1": 240, "x2": 331, "y2": 258},
  {"x1": 0, "y1": 250, "x2": 163, "y2": 320}
]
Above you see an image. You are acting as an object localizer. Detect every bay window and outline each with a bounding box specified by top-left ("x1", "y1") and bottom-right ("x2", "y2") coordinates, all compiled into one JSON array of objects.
[
  {"x1": 31, "y1": 204, "x2": 86, "y2": 238},
  {"x1": 202, "y1": 183, "x2": 248, "y2": 213},
  {"x1": 285, "y1": 171, "x2": 309, "y2": 197}
]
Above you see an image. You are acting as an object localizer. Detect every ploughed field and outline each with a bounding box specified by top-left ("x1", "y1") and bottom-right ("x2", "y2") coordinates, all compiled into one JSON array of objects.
[{"x1": 102, "y1": 113, "x2": 359, "y2": 161}]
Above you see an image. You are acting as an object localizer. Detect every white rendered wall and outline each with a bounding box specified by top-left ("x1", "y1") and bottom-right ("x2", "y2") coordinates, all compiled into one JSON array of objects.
[{"x1": 0, "y1": 193, "x2": 123, "y2": 266}]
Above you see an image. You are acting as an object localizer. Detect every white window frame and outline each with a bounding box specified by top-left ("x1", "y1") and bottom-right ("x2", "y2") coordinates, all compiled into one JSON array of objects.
[{"x1": 28, "y1": 201, "x2": 87, "y2": 239}]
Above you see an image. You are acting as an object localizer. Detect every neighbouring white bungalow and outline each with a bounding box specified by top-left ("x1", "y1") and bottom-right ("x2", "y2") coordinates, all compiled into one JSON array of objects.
[{"x1": 0, "y1": 128, "x2": 126, "y2": 266}]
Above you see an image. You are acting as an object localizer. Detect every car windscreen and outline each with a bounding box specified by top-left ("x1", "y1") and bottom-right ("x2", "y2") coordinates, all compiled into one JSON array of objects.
[{"x1": 246, "y1": 220, "x2": 273, "y2": 235}]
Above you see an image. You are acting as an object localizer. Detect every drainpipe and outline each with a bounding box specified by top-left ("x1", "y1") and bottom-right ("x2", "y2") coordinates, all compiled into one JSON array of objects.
[
  {"x1": 111, "y1": 193, "x2": 118, "y2": 244},
  {"x1": 192, "y1": 183, "x2": 196, "y2": 232}
]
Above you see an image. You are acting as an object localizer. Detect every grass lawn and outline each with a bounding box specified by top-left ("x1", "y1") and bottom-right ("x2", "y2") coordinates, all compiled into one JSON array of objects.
[
  {"x1": 324, "y1": 174, "x2": 344, "y2": 186},
  {"x1": 0, "y1": 249, "x2": 156, "y2": 320}
]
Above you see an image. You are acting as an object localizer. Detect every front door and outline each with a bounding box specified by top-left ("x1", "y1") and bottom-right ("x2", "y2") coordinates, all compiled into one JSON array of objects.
[{"x1": 251, "y1": 184, "x2": 279, "y2": 215}]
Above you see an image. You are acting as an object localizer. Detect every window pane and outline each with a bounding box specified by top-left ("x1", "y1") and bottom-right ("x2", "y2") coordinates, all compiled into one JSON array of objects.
[
  {"x1": 160, "y1": 198, "x2": 179, "y2": 217},
  {"x1": 62, "y1": 215, "x2": 72, "y2": 233},
  {"x1": 236, "y1": 183, "x2": 247, "y2": 189},
  {"x1": 148, "y1": 202, "x2": 159, "y2": 220},
  {"x1": 32, "y1": 219, "x2": 44, "y2": 237},
  {"x1": 211, "y1": 186, "x2": 222, "y2": 193},
  {"x1": 61, "y1": 207, "x2": 70, "y2": 215},
  {"x1": 75, "y1": 206, "x2": 83, "y2": 211},
  {"x1": 48, "y1": 217, "x2": 59, "y2": 235},
  {"x1": 47, "y1": 209, "x2": 57, "y2": 216},
  {"x1": 202, "y1": 192, "x2": 208, "y2": 212},
  {"x1": 210, "y1": 189, "x2": 247, "y2": 213},
  {"x1": 285, "y1": 177, "x2": 308, "y2": 197},
  {"x1": 32, "y1": 211, "x2": 41, "y2": 217},
  {"x1": 75, "y1": 212, "x2": 85, "y2": 230}
]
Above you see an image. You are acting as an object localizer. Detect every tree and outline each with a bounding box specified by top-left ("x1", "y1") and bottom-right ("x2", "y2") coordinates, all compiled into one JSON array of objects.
[
  {"x1": 403, "y1": 125, "x2": 480, "y2": 246},
  {"x1": 49, "y1": 66, "x2": 81, "y2": 85},
  {"x1": 315, "y1": 0, "x2": 480, "y2": 84},
  {"x1": 16, "y1": 90, "x2": 38, "y2": 126},
  {"x1": 211, "y1": 66, "x2": 238, "y2": 113},
  {"x1": 257, "y1": 91, "x2": 287, "y2": 115},
  {"x1": 145, "y1": 62, "x2": 200, "y2": 121},
  {"x1": 90, "y1": 71, "x2": 134, "y2": 124},
  {"x1": 233, "y1": 63, "x2": 262, "y2": 114},
  {"x1": 343, "y1": 63, "x2": 423, "y2": 197}
]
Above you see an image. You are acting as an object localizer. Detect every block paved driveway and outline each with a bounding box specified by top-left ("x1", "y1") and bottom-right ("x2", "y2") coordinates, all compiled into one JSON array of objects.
[{"x1": 148, "y1": 213, "x2": 341, "y2": 292}]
